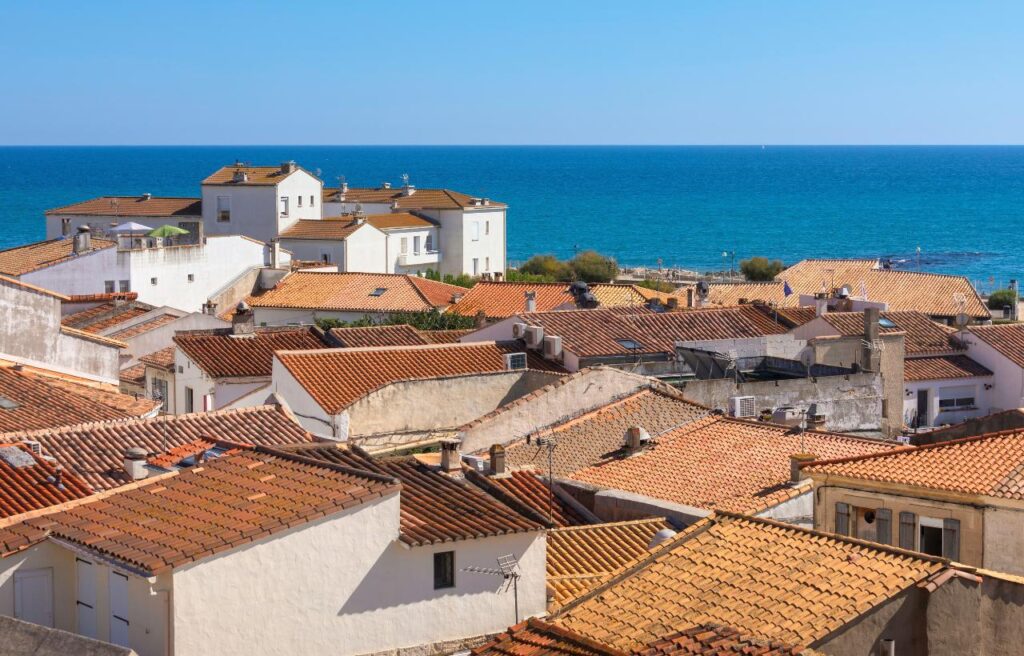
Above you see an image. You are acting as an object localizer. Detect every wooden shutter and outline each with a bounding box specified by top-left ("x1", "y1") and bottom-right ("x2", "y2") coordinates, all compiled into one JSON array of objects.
[
  {"x1": 899, "y1": 512, "x2": 917, "y2": 550},
  {"x1": 875, "y1": 508, "x2": 892, "y2": 545},
  {"x1": 835, "y1": 503, "x2": 850, "y2": 535},
  {"x1": 943, "y1": 518, "x2": 961, "y2": 561}
]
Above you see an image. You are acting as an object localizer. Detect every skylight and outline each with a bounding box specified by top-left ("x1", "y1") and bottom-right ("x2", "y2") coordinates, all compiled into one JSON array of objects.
[
  {"x1": 370, "y1": 287, "x2": 387, "y2": 297},
  {"x1": 878, "y1": 318, "x2": 897, "y2": 328},
  {"x1": 616, "y1": 339, "x2": 644, "y2": 350},
  {"x1": 0, "y1": 395, "x2": 19, "y2": 410}
]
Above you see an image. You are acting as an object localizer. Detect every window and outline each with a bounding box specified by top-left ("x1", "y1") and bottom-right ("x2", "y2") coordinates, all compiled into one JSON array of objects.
[
  {"x1": 151, "y1": 378, "x2": 168, "y2": 404},
  {"x1": 216, "y1": 196, "x2": 231, "y2": 222},
  {"x1": 280, "y1": 197, "x2": 289, "y2": 217},
  {"x1": 401, "y1": 237, "x2": 408, "y2": 254},
  {"x1": 187, "y1": 274, "x2": 194, "y2": 283},
  {"x1": 485, "y1": 257, "x2": 490, "y2": 272},
  {"x1": 485, "y1": 220, "x2": 490, "y2": 236},
  {"x1": 185, "y1": 387, "x2": 194, "y2": 413},
  {"x1": 616, "y1": 338, "x2": 644, "y2": 350},
  {"x1": 413, "y1": 236, "x2": 421, "y2": 254},
  {"x1": 425, "y1": 234, "x2": 433, "y2": 252},
  {"x1": 472, "y1": 258, "x2": 479, "y2": 276},
  {"x1": 321, "y1": 253, "x2": 332, "y2": 264},
  {"x1": 118, "y1": 280, "x2": 130, "y2": 292},
  {"x1": 433, "y1": 551, "x2": 455, "y2": 589},
  {"x1": 310, "y1": 195, "x2": 315, "y2": 207},
  {"x1": 919, "y1": 517, "x2": 944, "y2": 557},
  {"x1": 370, "y1": 287, "x2": 387, "y2": 297},
  {"x1": 104, "y1": 280, "x2": 115, "y2": 294},
  {"x1": 471, "y1": 221, "x2": 480, "y2": 241},
  {"x1": 505, "y1": 353, "x2": 528, "y2": 370},
  {"x1": 878, "y1": 317, "x2": 897, "y2": 328},
  {"x1": 939, "y1": 385, "x2": 976, "y2": 411},
  {"x1": 297, "y1": 196, "x2": 303, "y2": 207},
  {"x1": 150, "y1": 277, "x2": 158, "y2": 286}
]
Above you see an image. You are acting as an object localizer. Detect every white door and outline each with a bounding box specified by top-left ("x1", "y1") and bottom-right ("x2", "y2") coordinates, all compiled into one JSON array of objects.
[
  {"x1": 76, "y1": 557, "x2": 98, "y2": 638},
  {"x1": 109, "y1": 571, "x2": 130, "y2": 647},
  {"x1": 14, "y1": 568, "x2": 53, "y2": 627}
]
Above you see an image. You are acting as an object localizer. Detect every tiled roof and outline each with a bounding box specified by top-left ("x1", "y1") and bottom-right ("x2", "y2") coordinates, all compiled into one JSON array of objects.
[
  {"x1": 282, "y1": 444, "x2": 543, "y2": 545},
  {"x1": 970, "y1": 323, "x2": 1024, "y2": 368},
  {"x1": 276, "y1": 341, "x2": 565, "y2": 414},
  {"x1": 46, "y1": 196, "x2": 201, "y2": 217},
  {"x1": 0, "y1": 404, "x2": 315, "y2": 491},
  {"x1": 0, "y1": 366, "x2": 155, "y2": 434},
  {"x1": 473, "y1": 618, "x2": 626, "y2": 656},
  {"x1": 469, "y1": 470, "x2": 592, "y2": 528},
  {"x1": 203, "y1": 164, "x2": 315, "y2": 185},
  {"x1": 139, "y1": 346, "x2": 176, "y2": 371},
  {"x1": 365, "y1": 212, "x2": 436, "y2": 230},
  {"x1": 513, "y1": 306, "x2": 790, "y2": 358},
  {"x1": 547, "y1": 519, "x2": 671, "y2": 607},
  {"x1": 569, "y1": 416, "x2": 898, "y2": 514},
  {"x1": 821, "y1": 311, "x2": 962, "y2": 355},
  {"x1": 555, "y1": 512, "x2": 946, "y2": 649},
  {"x1": 777, "y1": 259, "x2": 989, "y2": 319},
  {"x1": 278, "y1": 217, "x2": 366, "y2": 241},
  {"x1": 705, "y1": 282, "x2": 789, "y2": 308},
  {"x1": 419, "y1": 328, "x2": 474, "y2": 343},
  {"x1": 0, "y1": 443, "x2": 93, "y2": 518},
  {"x1": 118, "y1": 363, "x2": 146, "y2": 387},
  {"x1": 903, "y1": 355, "x2": 992, "y2": 381},
  {"x1": 248, "y1": 271, "x2": 464, "y2": 312},
  {"x1": 804, "y1": 429, "x2": 1024, "y2": 500},
  {"x1": 61, "y1": 302, "x2": 154, "y2": 334},
  {"x1": 0, "y1": 238, "x2": 116, "y2": 276},
  {"x1": 324, "y1": 186, "x2": 506, "y2": 210},
  {"x1": 0, "y1": 447, "x2": 399, "y2": 574},
  {"x1": 637, "y1": 625, "x2": 817, "y2": 656},
  {"x1": 174, "y1": 327, "x2": 331, "y2": 378},
  {"x1": 108, "y1": 313, "x2": 179, "y2": 339},
  {"x1": 502, "y1": 388, "x2": 709, "y2": 477},
  {"x1": 448, "y1": 282, "x2": 650, "y2": 320},
  {"x1": 327, "y1": 324, "x2": 429, "y2": 348}
]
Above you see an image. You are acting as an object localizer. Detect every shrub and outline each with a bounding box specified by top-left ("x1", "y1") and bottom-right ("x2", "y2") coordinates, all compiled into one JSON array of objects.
[
  {"x1": 635, "y1": 279, "x2": 676, "y2": 293},
  {"x1": 988, "y1": 288, "x2": 1018, "y2": 311},
  {"x1": 422, "y1": 269, "x2": 476, "y2": 289},
  {"x1": 315, "y1": 309, "x2": 476, "y2": 332},
  {"x1": 739, "y1": 256, "x2": 785, "y2": 281},
  {"x1": 505, "y1": 269, "x2": 557, "y2": 283},
  {"x1": 519, "y1": 255, "x2": 572, "y2": 281},
  {"x1": 569, "y1": 250, "x2": 619, "y2": 283}
]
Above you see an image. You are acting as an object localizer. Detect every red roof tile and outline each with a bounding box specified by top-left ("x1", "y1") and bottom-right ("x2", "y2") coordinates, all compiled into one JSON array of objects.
[
  {"x1": 248, "y1": 271, "x2": 464, "y2": 313},
  {"x1": 108, "y1": 313, "x2": 179, "y2": 339},
  {"x1": 0, "y1": 443, "x2": 92, "y2": 518},
  {"x1": 970, "y1": 323, "x2": 1024, "y2": 368},
  {"x1": 449, "y1": 282, "x2": 650, "y2": 320},
  {"x1": 46, "y1": 196, "x2": 201, "y2": 217},
  {"x1": 324, "y1": 186, "x2": 506, "y2": 210},
  {"x1": 174, "y1": 327, "x2": 331, "y2": 378},
  {"x1": 820, "y1": 311, "x2": 962, "y2": 356},
  {"x1": 904, "y1": 355, "x2": 992, "y2": 381},
  {"x1": 469, "y1": 470, "x2": 592, "y2": 528},
  {"x1": 61, "y1": 302, "x2": 155, "y2": 334},
  {"x1": 0, "y1": 238, "x2": 116, "y2": 276},
  {"x1": 139, "y1": 346, "x2": 175, "y2": 371},
  {"x1": 327, "y1": 324, "x2": 429, "y2": 348}
]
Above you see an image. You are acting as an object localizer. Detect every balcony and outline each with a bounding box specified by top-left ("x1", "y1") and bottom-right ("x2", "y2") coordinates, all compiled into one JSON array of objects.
[{"x1": 398, "y1": 250, "x2": 441, "y2": 267}]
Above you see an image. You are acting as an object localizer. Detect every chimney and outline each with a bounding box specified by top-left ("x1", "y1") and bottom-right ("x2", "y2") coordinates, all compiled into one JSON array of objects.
[
  {"x1": 202, "y1": 301, "x2": 218, "y2": 316},
  {"x1": 142, "y1": 192, "x2": 152, "y2": 201},
  {"x1": 685, "y1": 288, "x2": 694, "y2": 308},
  {"x1": 403, "y1": 184, "x2": 416, "y2": 197},
  {"x1": 281, "y1": 161, "x2": 297, "y2": 174},
  {"x1": 666, "y1": 296, "x2": 679, "y2": 310},
  {"x1": 233, "y1": 169, "x2": 249, "y2": 183},
  {"x1": 474, "y1": 309, "x2": 487, "y2": 329},
  {"x1": 439, "y1": 439, "x2": 461, "y2": 472},
  {"x1": 232, "y1": 301, "x2": 255, "y2": 336},
  {"x1": 270, "y1": 238, "x2": 281, "y2": 269},
  {"x1": 72, "y1": 225, "x2": 91, "y2": 254},
  {"x1": 625, "y1": 426, "x2": 650, "y2": 453},
  {"x1": 489, "y1": 444, "x2": 506, "y2": 475},
  {"x1": 789, "y1": 453, "x2": 817, "y2": 483},
  {"x1": 52, "y1": 465, "x2": 65, "y2": 490},
  {"x1": 341, "y1": 181, "x2": 349, "y2": 193},
  {"x1": 381, "y1": 182, "x2": 392, "y2": 190},
  {"x1": 525, "y1": 290, "x2": 537, "y2": 313},
  {"x1": 124, "y1": 447, "x2": 149, "y2": 481},
  {"x1": 814, "y1": 292, "x2": 828, "y2": 317}
]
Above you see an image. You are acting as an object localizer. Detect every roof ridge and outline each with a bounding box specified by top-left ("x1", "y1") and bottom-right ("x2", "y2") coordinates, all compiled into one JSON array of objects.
[
  {"x1": 253, "y1": 445, "x2": 402, "y2": 486},
  {"x1": 279, "y1": 341, "x2": 497, "y2": 356},
  {"x1": 549, "y1": 517, "x2": 669, "y2": 534},
  {"x1": 806, "y1": 426, "x2": 1024, "y2": 470}
]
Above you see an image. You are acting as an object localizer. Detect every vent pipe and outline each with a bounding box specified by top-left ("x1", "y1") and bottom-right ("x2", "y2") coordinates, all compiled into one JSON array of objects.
[{"x1": 525, "y1": 290, "x2": 537, "y2": 313}]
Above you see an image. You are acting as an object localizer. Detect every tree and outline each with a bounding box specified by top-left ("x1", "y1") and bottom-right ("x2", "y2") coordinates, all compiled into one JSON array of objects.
[
  {"x1": 569, "y1": 250, "x2": 619, "y2": 283},
  {"x1": 315, "y1": 309, "x2": 476, "y2": 332},
  {"x1": 505, "y1": 269, "x2": 557, "y2": 283},
  {"x1": 519, "y1": 255, "x2": 572, "y2": 281},
  {"x1": 739, "y1": 256, "x2": 785, "y2": 282},
  {"x1": 422, "y1": 269, "x2": 476, "y2": 289},
  {"x1": 635, "y1": 279, "x2": 676, "y2": 293},
  {"x1": 987, "y1": 288, "x2": 1018, "y2": 311}
]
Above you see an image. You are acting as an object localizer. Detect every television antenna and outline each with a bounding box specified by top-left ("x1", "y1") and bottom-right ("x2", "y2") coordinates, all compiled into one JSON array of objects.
[
  {"x1": 463, "y1": 554, "x2": 522, "y2": 622},
  {"x1": 401, "y1": 173, "x2": 410, "y2": 186}
]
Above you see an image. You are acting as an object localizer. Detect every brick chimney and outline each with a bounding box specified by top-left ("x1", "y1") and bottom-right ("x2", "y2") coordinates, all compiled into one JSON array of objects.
[
  {"x1": 440, "y1": 439, "x2": 461, "y2": 472},
  {"x1": 489, "y1": 444, "x2": 506, "y2": 475}
]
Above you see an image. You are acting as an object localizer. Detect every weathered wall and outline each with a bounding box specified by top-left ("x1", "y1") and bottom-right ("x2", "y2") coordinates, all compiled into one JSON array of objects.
[
  {"x1": 981, "y1": 506, "x2": 1024, "y2": 574},
  {"x1": 926, "y1": 574, "x2": 1024, "y2": 656},
  {"x1": 915, "y1": 410, "x2": 1024, "y2": 445},
  {"x1": 815, "y1": 587, "x2": 929, "y2": 656},
  {"x1": 204, "y1": 266, "x2": 261, "y2": 318}
]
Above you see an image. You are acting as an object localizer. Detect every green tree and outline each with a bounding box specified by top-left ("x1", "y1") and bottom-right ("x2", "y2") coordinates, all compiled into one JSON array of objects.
[
  {"x1": 635, "y1": 279, "x2": 676, "y2": 293},
  {"x1": 569, "y1": 250, "x2": 619, "y2": 283},
  {"x1": 988, "y1": 288, "x2": 1018, "y2": 311},
  {"x1": 519, "y1": 255, "x2": 572, "y2": 281},
  {"x1": 315, "y1": 309, "x2": 476, "y2": 332},
  {"x1": 505, "y1": 269, "x2": 557, "y2": 283},
  {"x1": 422, "y1": 269, "x2": 476, "y2": 289},
  {"x1": 739, "y1": 256, "x2": 785, "y2": 282}
]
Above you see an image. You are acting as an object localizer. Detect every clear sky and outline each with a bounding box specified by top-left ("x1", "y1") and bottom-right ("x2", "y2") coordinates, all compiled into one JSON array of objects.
[{"x1": 2, "y1": 1, "x2": 1022, "y2": 145}]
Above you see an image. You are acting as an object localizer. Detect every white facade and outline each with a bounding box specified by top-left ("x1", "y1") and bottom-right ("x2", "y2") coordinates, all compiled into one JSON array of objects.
[
  {"x1": 902, "y1": 376, "x2": 992, "y2": 428},
  {"x1": 279, "y1": 224, "x2": 388, "y2": 273},
  {"x1": 387, "y1": 226, "x2": 442, "y2": 274},
  {"x1": 963, "y1": 332, "x2": 1024, "y2": 412},
  {"x1": 202, "y1": 169, "x2": 322, "y2": 244}
]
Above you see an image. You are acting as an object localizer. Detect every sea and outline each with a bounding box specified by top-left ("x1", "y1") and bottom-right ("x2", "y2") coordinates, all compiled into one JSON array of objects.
[{"x1": 2, "y1": 146, "x2": 1023, "y2": 291}]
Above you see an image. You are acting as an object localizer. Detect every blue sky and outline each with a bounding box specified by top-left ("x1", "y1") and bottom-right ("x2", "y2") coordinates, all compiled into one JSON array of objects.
[{"x1": 2, "y1": 1, "x2": 1022, "y2": 145}]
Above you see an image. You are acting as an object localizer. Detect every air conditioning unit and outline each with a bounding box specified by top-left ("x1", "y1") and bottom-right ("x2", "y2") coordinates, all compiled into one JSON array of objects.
[
  {"x1": 729, "y1": 396, "x2": 757, "y2": 418},
  {"x1": 525, "y1": 325, "x2": 545, "y2": 348},
  {"x1": 512, "y1": 322, "x2": 528, "y2": 339},
  {"x1": 543, "y1": 335, "x2": 563, "y2": 359},
  {"x1": 21, "y1": 440, "x2": 42, "y2": 455}
]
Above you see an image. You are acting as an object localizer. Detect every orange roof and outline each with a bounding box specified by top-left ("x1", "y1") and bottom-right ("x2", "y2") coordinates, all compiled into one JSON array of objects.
[
  {"x1": 203, "y1": 164, "x2": 316, "y2": 186},
  {"x1": 248, "y1": 271, "x2": 464, "y2": 313},
  {"x1": 903, "y1": 355, "x2": 991, "y2": 381},
  {"x1": 138, "y1": 346, "x2": 176, "y2": 371},
  {"x1": 449, "y1": 282, "x2": 650, "y2": 320},
  {"x1": 278, "y1": 218, "x2": 367, "y2": 241},
  {"x1": 555, "y1": 512, "x2": 945, "y2": 649},
  {"x1": 324, "y1": 186, "x2": 506, "y2": 210},
  {"x1": 547, "y1": 519, "x2": 671, "y2": 607},
  {"x1": 46, "y1": 196, "x2": 201, "y2": 217},
  {"x1": 970, "y1": 323, "x2": 1024, "y2": 368},
  {"x1": 276, "y1": 342, "x2": 564, "y2": 414},
  {"x1": 61, "y1": 302, "x2": 154, "y2": 334},
  {"x1": 0, "y1": 447, "x2": 399, "y2": 574},
  {"x1": 174, "y1": 327, "x2": 331, "y2": 378},
  {"x1": 327, "y1": 324, "x2": 429, "y2": 348},
  {"x1": 805, "y1": 429, "x2": 1024, "y2": 500},
  {"x1": 0, "y1": 443, "x2": 93, "y2": 518},
  {"x1": 118, "y1": 362, "x2": 145, "y2": 387},
  {"x1": 569, "y1": 415, "x2": 898, "y2": 514},
  {"x1": 0, "y1": 238, "x2": 115, "y2": 276},
  {"x1": 365, "y1": 212, "x2": 436, "y2": 230},
  {"x1": 473, "y1": 618, "x2": 626, "y2": 656},
  {"x1": 107, "y1": 313, "x2": 179, "y2": 340},
  {"x1": 704, "y1": 282, "x2": 788, "y2": 307},
  {"x1": 820, "y1": 310, "x2": 962, "y2": 355},
  {"x1": 468, "y1": 470, "x2": 592, "y2": 528}
]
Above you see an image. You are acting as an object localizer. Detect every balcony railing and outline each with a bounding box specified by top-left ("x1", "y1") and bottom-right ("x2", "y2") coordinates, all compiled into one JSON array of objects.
[{"x1": 398, "y1": 250, "x2": 441, "y2": 266}]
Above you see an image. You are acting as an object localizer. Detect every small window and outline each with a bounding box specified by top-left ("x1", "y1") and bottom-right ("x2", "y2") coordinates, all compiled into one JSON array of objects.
[
  {"x1": 413, "y1": 236, "x2": 421, "y2": 254},
  {"x1": 471, "y1": 221, "x2": 480, "y2": 241},
  {"x1": 425, "y1": 234, "x2": 433, "y2": 252},
  {"x1": 310, "y1": 195, "x2": 315, "y2": 207},
  {"x1": 485, "y1": 256, "x2": 490, "y2": 272},
  {"x1": 104, "y1": 280, "x2": 115, "y2": 294},
  {"x1": 187, "y1": 274, "x2": 195, "y2": 283},
  {"x1": 485, "y1": 220, "x2": 490, "y2": 236},
  {"x1": 370, "y1": 287, "x2": 387, "y2": 297},
  {"x1": 150, "y1": 277, "x2": 158, "y2": 286},
  {"x1": 185, "y1": 387, "x2": 194, "y2": 413},
  {"x1": 616, "y1": 339, "x2": 644, "y2": 350},
  {"x1": 401, "y1": 237, "x2": 408, "y2": 254},
  {"x1": 472, "y1": 258, "x2": 479, "y2": 276},
  {"x1": 920, "y1": 523, "x2": 943, "y2": 557},
  {"x1": 878, "y1": 317, "x2": 897, "y2": 328},
  {"x1": 505, "y1": 353, "x2": 528, "y2": 370},
  {"x1": 217, "y1": 196, "x2": 231, "y2": 222},
  {"x1": 297, "y1": 196, "x2": 303, "y2": 207},
  {"x1": 118, "y1": 280, "x2": 130, "y2": 292},
  {"x1": 433, "y1": 551, "x2": 455, "y2": 589},
  {"x1": 280, "y1": 197, "x2": 289, "y2": 217}
]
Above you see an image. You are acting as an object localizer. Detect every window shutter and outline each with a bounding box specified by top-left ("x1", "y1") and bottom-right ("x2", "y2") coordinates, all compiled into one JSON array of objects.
[
  {"x1": 875, "y1": 508, "x2": 892, "y2": 545},
  {"x1": 835, "y1": 502, "x2": 850, "y2": 535},
  {"x1": 943, "y1": 518, "x2": 961, "y2": 561},
  {"x1": 899, "y1": 512, "x2": 916, "y2": 550}
]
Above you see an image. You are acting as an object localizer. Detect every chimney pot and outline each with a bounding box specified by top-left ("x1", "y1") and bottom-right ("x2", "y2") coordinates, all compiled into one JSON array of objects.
[
  {"x1": 72, "y1": 225, "x2": 91, "y2": 254},
  {"x1": 281, "y1": 161, "x2": 297, "y2": 174},
  {"x1": 489, "y1": 444, "x2": 506, "y2": 475},
  {"x1": 341, "y1": 182, "x2": 349, "y2": 193},
  {"x1": 625, "y1": 426, "x2": 650, "y2": 452},
  {"x1": 525, "y1": 290, "x2": 537, "y2": 313}
]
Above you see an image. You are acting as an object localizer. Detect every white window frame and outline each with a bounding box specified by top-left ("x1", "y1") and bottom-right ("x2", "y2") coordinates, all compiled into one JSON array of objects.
[
  {"x1": 280, "y1": 196, "x2": 290, "y2": 217},
  {"x1": 472, "y1": 258, "x2": 479, "y2": 276},
  {"x1": 471, "y1": 221, "x2": 480, "y2": 242}
]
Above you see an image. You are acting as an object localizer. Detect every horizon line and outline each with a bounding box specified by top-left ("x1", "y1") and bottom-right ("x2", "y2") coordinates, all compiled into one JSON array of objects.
[{"x1": 3, "y1": 143, "x2": 1024, "y2": 148}]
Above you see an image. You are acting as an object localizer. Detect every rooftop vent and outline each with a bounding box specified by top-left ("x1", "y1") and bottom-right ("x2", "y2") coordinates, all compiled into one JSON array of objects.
[
  {"x1": 525, "y1": 290, "x2": 537, "y2": 313},
  {"x1": 624, "y1": 426, "x2": 651, "y2": 452},
  {"x1": 124, "y1": 446, "x2": 149, "y2": 481},
  {"x1": 142, "y1": 193, "x2": 152, "y2": 201},
  {"x1": 647, "y1": 527, "x2": 678, "y2": 550},
  {"x1": 0, "y1": 395, "x2": 19, "y2": 410},
  {"x1": 232, "y1": 170, "x2": 249, "y2": 183},
  {"x1": 281, "y1": 161, "x2": 297, "y2": 174},
  {"x1": 381, "y1": 182, "x2": 392, "y2": 190},
  {"x1": 439, "y1": 439, "x2": 461, "y2": 473}
]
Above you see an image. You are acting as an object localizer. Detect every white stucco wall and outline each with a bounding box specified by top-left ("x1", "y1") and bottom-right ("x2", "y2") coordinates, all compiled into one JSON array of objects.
[
  {"x1": 964, "y1": 333, "x2": 1024, "y2": 413},
  {"x1": 45, "y1": 213, "x2": 201, "y2": 241},
  {"x1": 173, "y1": 349, "x2": 215, "y2": 414},
  {"x1": 22, "y1": 246, "x2": 125, "y2": 297},
  {"x1": 902, "y1": 377, "x2": 991, "y2": 428},
  {"x1": 202, "y1": 169, "x2": 322, "y2": 244},
  {"x1": 116, "y1": 311, "x2": 227, "y2": 366},
  {"x1": 982, "y1": 506, "x2": 1024, "y2": 575},
  {"x1": 424, "y1": 208, "x2": 505, "y2": 277}
]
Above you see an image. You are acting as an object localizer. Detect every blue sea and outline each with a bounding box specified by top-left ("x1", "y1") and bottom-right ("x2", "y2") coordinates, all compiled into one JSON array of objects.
[{"x1": 2, "y1": 146, "x2": 1023, "y2": 290}]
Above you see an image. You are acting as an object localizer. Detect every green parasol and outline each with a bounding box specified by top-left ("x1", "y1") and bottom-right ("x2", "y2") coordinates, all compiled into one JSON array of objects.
[{"x1": 147, "y1": 225, "x2": 190, "y2": 238}]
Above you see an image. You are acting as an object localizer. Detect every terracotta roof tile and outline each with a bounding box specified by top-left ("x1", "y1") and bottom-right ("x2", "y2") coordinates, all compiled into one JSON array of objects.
[
  {"x1": 46, "y1": 196, "x2": 201, "y2": 217},
  {"x1": 108, "y1": 313, "x2": 179, "y2": 339},
  {"x1": 473, "y1": 618, "x2": 627, "y2": 656},
  {"x1": 555, "y1": 512, "x2": 945, "y2": 649},
  {"x1": 61, "y1": 302, "x2": 154, "y2": 334},
  {"x1": 0, "y1": 404, "x2": 315, "y2": 491},
  {"x1": 365, "y1": 212, "x2": 437, "y2": 230},
  {"x1": 0, "y1": 447, "x2": 399, "y2": 574},
  {"x1": 903, "y1": 355, "x2": 992, "y2": 381},
  {"x1": 469, "y1": 470, "x2": 592, "y2": 528},
  {"x1": 805, "y1": 429, "x2": 1024, "y2": 499},
  {"x1": 203, "y1": 164, "x2": 315, "y2": 186},
  {"x1": 324, "y1": 186, "x2": 506, "y2": 210},
  {"x1": 276, "y1": 341, "x2": 565, "y2": 414},
  {"x1": 174, "y1": 327, "x2": 331, "y2": 378},
  {"x1": 547, "y1": 519, "x2": 671, "y2": 607},
  {"x1": 248, "y1": 271, "x2": 464, "y2": 313},
  {"x1": 118, "y1": 363, "x2": 146, "y2": 387},
  {"x1": 637, "y1": 625, "x2": 819, "y2": 656},
  {"x1": 969, "y1": 323, "x2": 1024, "y2": 368},
  {"x1": 327, "y1": 324, "x2": 429, "y2": 348},
  {"x1": 498, "y1": 388, "x2": 708, "y2": 477},
  {"x1": 570, "y1": 416, "x2": 898, "y2": 514},
  {"x1": 821, "y1": 311, "x2": 962, "y2": 355},
  {"x1": 278, "y1": 217, "x2": 365, "y2": 241},
  {"x1": 0, "y1": 238, "x2": 116, "y2": 276},
  {"x1": 449, "y1": 283, "x2": 651, "y2": 320},
  {"x1": 419, "y1": 329, "x2": 474, "y2": 343},
  {"x1": 139, "y1": 346, "x2": 176, "y2": 371},
  {"x1": 284, "y1": 443, "x2": 542, "y2": 545},
  {"x1": 0, "y1": 443, "x2": 93, "y2": 518},
  {"x1": 0, "y1": 367, "x2": 155, "y2": 434}
]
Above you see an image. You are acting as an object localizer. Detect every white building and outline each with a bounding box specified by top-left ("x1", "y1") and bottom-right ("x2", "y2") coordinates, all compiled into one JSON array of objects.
[
  {"x1": 44, "y1": 195, "x2": 202, "y2": 243},
  {"x1": 961, "y1": 323, "x2": 1024, "y2": 413}
]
